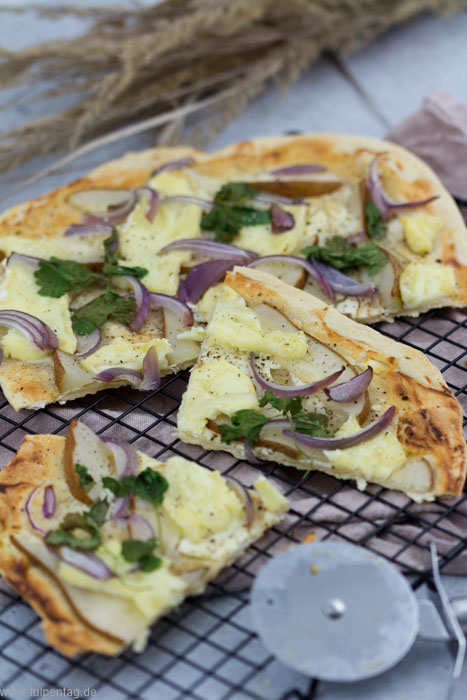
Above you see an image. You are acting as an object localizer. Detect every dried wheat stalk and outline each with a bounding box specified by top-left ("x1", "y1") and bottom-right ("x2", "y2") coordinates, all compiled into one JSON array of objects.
[{"x1": 0, "y1": 0, "x2": 465, "y2": 178}]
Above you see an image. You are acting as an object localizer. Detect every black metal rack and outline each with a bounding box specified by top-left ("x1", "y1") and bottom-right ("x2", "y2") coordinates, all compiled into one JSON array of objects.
[{"x1": 0, "y1": 305, "x2": 466, "y2": 700}]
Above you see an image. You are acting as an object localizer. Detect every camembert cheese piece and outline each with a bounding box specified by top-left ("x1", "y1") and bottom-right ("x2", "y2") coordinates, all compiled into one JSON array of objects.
[
  {"x1": 399, "y1": 260, "x2": 456, "y2": 309},
  {"x1": 401, "y1": 214, "x2": 444, "y2": 255}
]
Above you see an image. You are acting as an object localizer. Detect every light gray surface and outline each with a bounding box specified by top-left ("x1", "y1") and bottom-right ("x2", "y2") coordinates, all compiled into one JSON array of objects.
[{"x1": 1, "y1": 4, "x2": 467, "y2": 699}]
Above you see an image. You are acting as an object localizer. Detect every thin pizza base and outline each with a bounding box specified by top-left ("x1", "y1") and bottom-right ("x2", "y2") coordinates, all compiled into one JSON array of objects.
[
  {"x1": 0, "y1": 431, "x2": 288, "y2": 656},
  {"x1": 178, "y1": 267, "x2": 466, "y2": 501}
]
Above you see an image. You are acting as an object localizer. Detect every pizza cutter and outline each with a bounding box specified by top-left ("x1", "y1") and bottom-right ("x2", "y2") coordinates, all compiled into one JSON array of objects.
[{"x1": 250, "y1": 541, "x2": 467, "y2": 696}]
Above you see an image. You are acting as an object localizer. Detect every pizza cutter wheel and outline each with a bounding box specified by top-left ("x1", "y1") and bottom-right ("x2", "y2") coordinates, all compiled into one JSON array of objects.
[{"x1": 250, "y1": 541, "x2": 467, "y2": 692}]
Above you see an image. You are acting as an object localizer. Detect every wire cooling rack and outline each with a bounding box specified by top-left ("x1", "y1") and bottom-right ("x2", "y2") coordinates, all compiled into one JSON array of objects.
[{"x1": 0, "y1": 305, "x2": 466, "y2": 700}]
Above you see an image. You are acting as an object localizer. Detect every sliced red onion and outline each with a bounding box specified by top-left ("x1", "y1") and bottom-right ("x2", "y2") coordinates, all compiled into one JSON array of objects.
[
  {"x1": 8, "y1": 253, "x2": 42, "y2": 270},
  {"x1": 225, "y1": 476, "x2": 254, "y2": 527},
  {"x1": 58, "y1": 547, "x2": 114, "y2": 580},
  {"x1": 184, "y1": 259, "x2": 237, "y2": 304},
  {"x1": 255, "y1": 192, "x2": 302, "y2": 205},
  {"x1": 270, "y1": 203, "x2": 295, "y2": 233},
  {"x1": 25, "y1": 485, "x2": 45, "y2": 534},
  {"x1": 149, "y1": 293, "x2": 194, "y2": 326},
  {"x1": 177, "y1": 279, "x2": 189, "y2": 304},
  {"x1": 311, "y1": 258, "x2": 375, "y2": 296},
  {"x1": 243, "y1": 438, "x2": 268, "y2": 466},
  {"x1": 121, "y1": 276, "x2": 150, "y2": 332},
  {"x1": 346, "y1": 230, "x2": 365, "y2": 245},
  {"x1": 64, "y1": 221, "x2": 113, "y2": 237},
  {"x1": 88, "y1": 191, "x2": 137, "y2": 225},
  {"x1": 151, "y1": 157, "x2": 195, "y2": 176},
  {"x1": 250, "y1": 353, "x2": 344, "y2": 397},
  {"x1": 270, "y1": 164, "x2": 326, "y2": 176},
  {"x1": 246, "y1": 255, "x2": 334, "y2": 300},
  {"x1": 124, "y1": 514, "x2": 155, "y2": 540},
  {"x1": 0, "y1": 310, "x2": 58, "y2": 351},
  {"x1": 161, "y1": 195, "x2": 214, "y2": 210},
  {"x1": 159, "y1": 238, "x2": 256, "y2": 263},
  {"x1": 324, "y1": 367, "x2": 373, "y2": 402},
  {"x1": 139, "y1": 346, "x2": 161, "y2": 392},
  {"x1": 76, "y1": 328, "x2": 102, "y2": 358},
  {"x1": 100, "y1": 437, "x2": 139, "y2": 477},
  {"x1": 284, "y1": 406, "x2": 396, "y2": 450},
  {"x1": 367, "y1": 156, "x2": 437, "y2": 219},
  {"x1": 109, "y1": 494, "x2": 131, "y2": 520},
  {"x1": 136, "y1": 187, "x2": 159, "y2": 222},
  {"x1": 42, "y1": 486, "x2": 56, "y2": 519},
  {"x1": 95, "y1": 367, "x2": 142, "y2": 383}
]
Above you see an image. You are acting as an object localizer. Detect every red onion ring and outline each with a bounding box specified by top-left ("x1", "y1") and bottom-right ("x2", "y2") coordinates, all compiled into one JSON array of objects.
[
  {"x1": 121, "y1": 276, "x2": 150, "y2": 332},
  {"x1": 0, "y1": 310, "x2": 58, "y2": 351},
  {"x1": 121, "y1": 514, "x2": 155, "y2": 540},
  {"x1": 346, "y1": 230, "x2": 365, "y2": 245},
  {"x1": 100, "y1": 437, "x2": 139, "y2": 477},
  {"x1": 149, "y1": 293, "x2": 194, "y2": 327},
  {"x1": 25, "y1": 484, "x2": 45, "y2": 534},
  {"x1": 254, "y1": 192, "x2": 302, "y2": 205},
  {"x1": 324, "y1": 367, "x2": 373, "y2": 403},
  {"x1": 42, "y1": 486, "x2": 56, "y2": 519},
  {"x1": 139, "y1": 346, "x2": 161, "y2": 392},
  {"x1": 58, "y1": 547, "x2": 115, "y2": 580},
  {"x1": 151, "y1": 157, "x2": 195, "y2": 176},
  {"x1": 243, "y1": 438, "x2": 268, "y2": 466},
  {"x1": 8, "y1": 253, "x2": 42, "y2": 270},
  {"x1": 89, "y1": 191, "x2": 137, "y2": 225},
  {"x1": 245, "y1": 255, "x2": 334, "y2": 300},
  {"x1": 310, "y1": 258, "x2": 375, "y2": 296},
  {"x1": 108, "y1": 494, "x2": 131, "y2": 520},
  {"x1": 95, "y1": 367, "x2": 142, "y2": 383},
  {"x1": 269, "y1": 164, "x2": 326, "y2": 176},
  {"x1": 161, "y1": 195, "x2": 214, "y2": 210},
  {"x1": 76, "y1": 328, "x2": 102, "y2": 358},
  {"x1": 250, "y1": 353, "x2": 345, "y2": 397},
  {"x1": 270, "y1": 203, "x2": 295, "y2": 233},
  {"x1": 159, "y1": 238, "x2": 256, "y2": 263},
  {"x1": 177, "y1": 279, "x2": 189, "y2": 304},
  {"x1": 64, "y1": 221, "x2": 113, "y2": 237},
  {"x1": 283, "y1": 406, "x2": 396, "y2": 450},
  {"x1": 184, "y1": 259, "x2": 238, "y2": 304},
  {"x1": 225, "y1": 476, "x2": 254, "y2": 527},
  {"x1": 136, "y1": 187, "x2": 159, "y2": 222},
  {"x1": 367, "y1": 156, "x2": 437, "y2": 219}
]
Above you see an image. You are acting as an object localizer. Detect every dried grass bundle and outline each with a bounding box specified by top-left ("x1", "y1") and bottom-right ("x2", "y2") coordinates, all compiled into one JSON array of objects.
[{"x1": 0, "y1": 0, "x2": 466, "y2": 178}]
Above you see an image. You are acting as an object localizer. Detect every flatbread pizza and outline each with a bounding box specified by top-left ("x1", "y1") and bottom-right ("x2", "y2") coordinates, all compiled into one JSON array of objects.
[
  {"x1": 0, "y1": 419, "x2": 288, "y2": 656},
  {"x1": 0, "y1": 133, "x2": 465, "y2": 411},
  {"x1": 177, "y1": 267, "x2": 466, "y2": 502}
]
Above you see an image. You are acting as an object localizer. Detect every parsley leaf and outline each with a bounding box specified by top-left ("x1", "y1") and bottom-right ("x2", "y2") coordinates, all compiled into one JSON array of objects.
[
  {"x1": 71, "y1": 291, "x2": 136, "y2": 335},
  {"x1": 365, "y1": 201, "x2": 387, "y2": 240},
  {"x1": 259, "y1": 391, "x2": 330, "y2": 437},
  {"x1": 44, "y1": 499, "x2": 109, "y2": 550},
  {"x1": 293, "y1": 411, "x2": 330, "y2": 438},
  {"x1": 201, "y1": 205, "x2": 270, "y2": 243},
  {"x1": 103, "y1": 229, "x2": 148, "y2": 279},
  {"x1": 34, "y1": 257, "x2": 100, "y2": 298},
  {"x1": 121, "y1": 537, "x2": 162, "y2": 572},
  {"x1": 75, "y1": 463, "x2": 94, "y2": 490},
  {"x1": 88, "y1": 499, "x2": 109, "y2": 526},
  {"x1": 301, "y1": 238, "x2": 388, "y2": 276},
  {"x1": 102, "y1": 468, "x2": 169, "y2": 505},
  {"x1": 259, "y1": 390, "x2": 303, "y2": 417},
  {"x1": 218, "y1": 410, "x2": 270, "y2": 447},
  {"x1": 214, "y1": 182, "x2": 260, "y2": 206}
]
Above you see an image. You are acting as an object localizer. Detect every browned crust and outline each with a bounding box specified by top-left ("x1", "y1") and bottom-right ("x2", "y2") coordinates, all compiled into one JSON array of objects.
[
  {"x1": 0, "y1": 435, "x2": 121, "y2": 656},
  {"x1": 225, "y1": 267, "x2": 467, "y2": 498}
]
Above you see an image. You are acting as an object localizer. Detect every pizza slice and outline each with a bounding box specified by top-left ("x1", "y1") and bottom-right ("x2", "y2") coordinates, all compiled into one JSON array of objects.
[
  {"x1": 0, "y1": 419, "x2": 288, "y2": 656},
  {"x1": 178, "y1": 267, "x2": 466, "y2": 501}
]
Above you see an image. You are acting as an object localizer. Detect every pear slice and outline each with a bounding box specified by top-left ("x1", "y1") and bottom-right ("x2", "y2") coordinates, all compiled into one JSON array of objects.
[
  {"x1": 163, "y1": 309, "x2": 200, "y2": 368},
  {"x1": 250, "y1": 262, "x2": 306, "y2": 289},
  {"x1": 249, "y1": 180, "x2": 342, "y2": 198},
  {"x1": 53, "y1": 351, "x2": 94, "y2": 394},
  {"x1": 67, "y1": 189, "x2": 131, "y2": 214},
  {"x1": 375, "y1": 247, "x2": 402, "y2": 314},
  {"x1": 64, "y1": 419, "x2": 113, "y2": 505}
]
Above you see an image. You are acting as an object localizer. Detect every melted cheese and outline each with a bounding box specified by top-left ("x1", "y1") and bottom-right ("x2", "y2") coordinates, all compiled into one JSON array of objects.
[
  {"x1": 0, "y1": 261, "x2": 76, "y2": 360},
  {"x1": 80, "y1": 337, "x2": 171, "y2": 374},
  {"x1": 305, "y1": 186, "x2": 362, "y2": 243},
  {"x1": 177, "y1": 357, "x2": 259, "y2": 437},
  {"x1": 399, "y1": 260, "x2": 456, "y2": 309},
  {"x1": 0, "y1": 234, "x2": 106, "y2": 264},
  {"x1": 324, "y1": 415, "x2": 406, "y2": 482},
  {"x1": 206, "y1": 287, "x2": 307, "y2": 359},
  {"x1": 118, "y1": 171, "x2": 202, "y2": 295},
  {"x1": 234, "y1": 205, "x2": 307, "y2": 256},
  {"x1": 401, "y1": 214, "x2": 444, "y2": 255}
]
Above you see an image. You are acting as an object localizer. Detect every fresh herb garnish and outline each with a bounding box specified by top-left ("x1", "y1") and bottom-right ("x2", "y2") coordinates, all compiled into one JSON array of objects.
[
  {"x1": 71, "y1": 290, "x2": 136, "y2": 335},
  {"x1": 102, "y1": 229, "x2": 148, "y2": 279},
  {"x1": 365, "y1": 201, "x2": 387, "y2": 240},
  {"x1": 34, "y1": 257, "x2": 100, "y2": 298},
  {"x1": 121, "y1": 537, "x2": 162, "y2": 572},
  {"x1": 301, "y1": 235, "x2": 388, "y2": 276},
  {"x1": 219, "y1": 391, "x2": 331, "y2": 448},
  {"x1": 102, "y1": 468, "x2": 169, "y2": 505},
  {"x1": 214, "y1": 182, "x2": 260, "y2": 206},
  {"x1": 45, "y1": 498, "x2": 109, "y2": 551},
  {"x1": 201, "y1": 181, "x2": 270, "y2": 242},
  {"x1": 75, "y1": 463, "x2": 95, "y2": 490}
]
